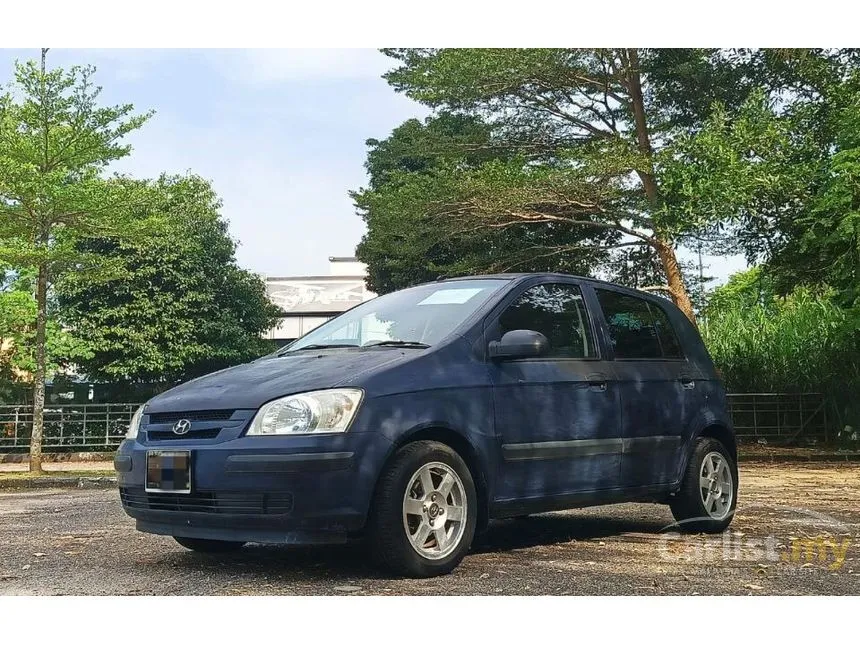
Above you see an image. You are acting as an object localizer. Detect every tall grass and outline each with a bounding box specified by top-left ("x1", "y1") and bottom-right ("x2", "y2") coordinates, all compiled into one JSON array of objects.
[{"x1": 703, "y1": 289, "x2": 860, "y2": 435}]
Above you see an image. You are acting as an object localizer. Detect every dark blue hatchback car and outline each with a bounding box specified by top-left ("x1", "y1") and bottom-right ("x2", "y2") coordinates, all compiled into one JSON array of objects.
[{"x1": 116, "y1": 274, "x2": 738, "y2": 577}]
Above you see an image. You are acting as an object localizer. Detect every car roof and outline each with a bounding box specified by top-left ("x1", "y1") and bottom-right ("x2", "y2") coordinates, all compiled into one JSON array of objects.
[{"x1": 436, "y1": 272, "x2": 669, "y2": 303}]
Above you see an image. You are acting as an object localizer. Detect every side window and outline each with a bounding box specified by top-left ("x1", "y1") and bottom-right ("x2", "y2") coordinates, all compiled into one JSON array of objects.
[
  {"x1": 650, "y1": 303, "x2": 684, "y2": 359},
  {"x1": 498, "y1": 283, "x2": 595, "y2": 358},
  {"x1": 595, "y1": 289, "x2": 662, "y2": 359}
]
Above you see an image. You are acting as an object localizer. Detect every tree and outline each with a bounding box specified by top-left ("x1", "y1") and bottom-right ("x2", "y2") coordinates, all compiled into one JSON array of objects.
[
  {"x1": 57, "y1": 174, "x2": 283, "y2": 384},
  {"x1": 358, "y1": 49, "x2": 860, "y2": 322},
  {"x1": 0, "y1": 54, "x2": 152, "y2": 472},
  {"x1": 354, "y1": 114, "x2": 616, "y2": 294},
  {"x1": 704, "y1": 266, "x2": 775, "y2": 314},
  {"x1": 765, "y1": 80, "x2": 860, "y2": 306}
]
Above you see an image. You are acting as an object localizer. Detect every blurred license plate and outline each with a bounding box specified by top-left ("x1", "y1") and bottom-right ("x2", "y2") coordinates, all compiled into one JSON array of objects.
[{"x1": 146, "y1": 450, "x2": 191, "y2": 494}]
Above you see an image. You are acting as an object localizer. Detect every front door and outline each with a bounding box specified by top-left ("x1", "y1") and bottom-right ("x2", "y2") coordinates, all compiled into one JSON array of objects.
[{"x1": 487, "y1": 281, "x2": 623, "y2": 502}]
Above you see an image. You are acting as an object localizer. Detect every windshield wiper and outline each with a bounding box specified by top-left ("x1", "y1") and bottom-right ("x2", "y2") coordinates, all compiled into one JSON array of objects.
[
  {"x1": 361, "y1": 340, "x2": 431, "y2": 349},
  {"x1": 278, "y1": 343, "x2": 358, "y2": 356}
]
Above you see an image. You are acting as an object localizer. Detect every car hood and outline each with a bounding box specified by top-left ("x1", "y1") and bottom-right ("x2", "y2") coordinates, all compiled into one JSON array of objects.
[{"x1": 145, "y1": 350, "x2": 411, "y2": 413}]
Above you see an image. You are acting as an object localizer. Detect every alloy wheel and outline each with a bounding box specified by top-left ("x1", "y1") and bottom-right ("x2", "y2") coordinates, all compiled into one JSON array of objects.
[
  {"x1": 402, "y1": 461, "x2": 468, "y2": 560},
  {"x1": 699, "y1": 451, "x2": 734, "y2": 520}
]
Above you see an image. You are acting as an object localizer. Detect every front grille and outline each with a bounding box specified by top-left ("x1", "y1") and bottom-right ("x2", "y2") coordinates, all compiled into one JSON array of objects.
[
  {"x1": 149, "y1": 410, "x2": 235, "y2": 424},
  {"x1": 146, "y1": 429, "x2": 221, "y2": 441},
  {"x1": 120, "y1": 488, "x2": 294, "y2": 515}
]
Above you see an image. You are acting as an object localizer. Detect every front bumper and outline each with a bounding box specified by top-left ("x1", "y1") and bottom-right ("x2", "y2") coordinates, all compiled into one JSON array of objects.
[{"x1": 115, "y1": 426, "x2": 393, "y2": 545}]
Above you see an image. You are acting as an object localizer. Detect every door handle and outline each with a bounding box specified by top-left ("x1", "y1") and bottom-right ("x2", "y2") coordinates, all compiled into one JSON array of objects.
[
  {"x1": 587, "y1": 373, "x2": 608, "y2": 392},
  {"x1": 679, "y1": 377, "x2": 696, "y2": 389}
]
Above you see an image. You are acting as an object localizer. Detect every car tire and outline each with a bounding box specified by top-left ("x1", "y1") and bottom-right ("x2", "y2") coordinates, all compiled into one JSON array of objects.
[
  {"x1": 173, "y1": 536, "x2": 246, "y2": 553},
  {"x1": 368, "y1": 440, "x2": 477, "y2": 578},
  {"x1": 670, "y1": 436, "x2": 738, "y2": 533}
]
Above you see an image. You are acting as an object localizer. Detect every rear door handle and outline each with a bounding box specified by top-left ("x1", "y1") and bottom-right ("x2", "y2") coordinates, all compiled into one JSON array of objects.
[
  {"x1": 679, "y1": 377, "x2": 695, "y2": 389},
  {"x1": 587, "y1": 373, "x2": 608, "y2": 392}
]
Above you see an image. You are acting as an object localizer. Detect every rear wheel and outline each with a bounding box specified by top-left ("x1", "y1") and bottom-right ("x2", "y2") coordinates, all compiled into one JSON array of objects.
[
  {"x1": 368, "y1": 440, "x2": 477, "y2": 578},
  {"x1": 174, "y1": 536, "x2": 246, "y2": 553},
  {"x1": 670, "y1": 437, "x2": 738, "y2": 533}
]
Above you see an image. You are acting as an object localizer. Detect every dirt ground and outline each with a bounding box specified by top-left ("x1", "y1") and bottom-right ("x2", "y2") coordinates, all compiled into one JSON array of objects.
[{"x1": 1, "y1": 461, "x2": 858, "y2": 595}]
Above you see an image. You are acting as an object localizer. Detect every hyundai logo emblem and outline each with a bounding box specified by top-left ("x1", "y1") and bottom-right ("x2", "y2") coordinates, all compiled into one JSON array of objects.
[{"x1": 172, "y1": 419, "x2": 192, "y2": 435}]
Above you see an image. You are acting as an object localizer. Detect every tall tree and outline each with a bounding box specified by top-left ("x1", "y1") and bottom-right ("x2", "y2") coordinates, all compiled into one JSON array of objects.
[
  {"x1": 57, "y1": 174, "x2": 283, "y2": 384},
  {"x1": 0, "y1": 54, "x2": 152, "y2": 472},
  {"x1": 354, "y1": 114, "x2": 616, "y2": 293},
  {"x1": 359, "y1": 48, "x2": 859, "y2": 322}
]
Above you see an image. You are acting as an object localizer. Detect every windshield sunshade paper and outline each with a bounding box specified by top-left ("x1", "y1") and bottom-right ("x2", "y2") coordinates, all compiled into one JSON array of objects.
[{"x1": 417, "y1": 288, "x2": 484, "y2": 306}]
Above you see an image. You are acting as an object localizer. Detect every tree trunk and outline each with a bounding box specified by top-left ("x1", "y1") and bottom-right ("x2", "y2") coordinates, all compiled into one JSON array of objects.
[
  {"x1": 29, "y1": 260, "x2": 48, "y2": 474},
  {"x1": 623, "y1": 49, "x2": 698, "y2": 325},
  {"x1": 653, "y1": 238, "x2": 697, "y2": 325},
  {"x1": 624, "y1": 48, "x2": 662, "y2": 203},
  {"x1": 30, "y1": 48, "x2": 51, "y2": 474}
]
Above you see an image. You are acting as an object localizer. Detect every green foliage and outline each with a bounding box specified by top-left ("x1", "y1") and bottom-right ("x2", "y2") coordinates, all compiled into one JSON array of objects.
[
  {"x1": 766, "y1": 85, "x2": 860, "y2": 305},
  {"x1": 56, "y1": 174, "x2": 283, "y2": 384},
  {"x1": 658, "y1": 91, "x2": 819, "y2": 254},
  {"x1": 0, "y1": 56, "x2": 155, "y2": 461},
  {"x1": 704, "y1": 266, "x2": 775, "y2": 313},
  {"x1": 0, "y1": 60, "x2": 154, "y2": 271},
  {"x1": 354, "y1": 115, "x2": 616, "y2": 293},
  {"x1": 358, "y1": 49, "x2": 860, "y2": 317},
  {"x1": 0, "y1": 269, "x2": 91, "y2": 378},
  {"x1": 704, "y1": 276, "x2": 860, "y2": 401}
]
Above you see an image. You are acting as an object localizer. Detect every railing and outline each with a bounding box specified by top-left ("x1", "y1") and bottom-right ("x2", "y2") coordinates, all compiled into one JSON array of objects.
[
  {"x1": 0, "y1": 393, "x2": 834, "y2": 451},
  {"x1": 0, "y1": 403, "x2": 137, "y2": 450}
]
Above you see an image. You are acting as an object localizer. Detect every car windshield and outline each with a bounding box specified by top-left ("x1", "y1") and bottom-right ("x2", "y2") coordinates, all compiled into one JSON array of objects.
[{"x1": 281, "y1": 279, "x2": 508, "y2": 354}]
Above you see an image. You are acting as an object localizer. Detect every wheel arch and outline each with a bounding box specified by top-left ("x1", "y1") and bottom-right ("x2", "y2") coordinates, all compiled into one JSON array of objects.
[
  {"x1": 697, "y1": 423, "x2": 737, "y2": 462},
  {"x1": 374, "y1": 423, "x2": 492, "y2": 534},
  {"x1": 674, "y1": 420, "x2": 737, "y2": 491}
]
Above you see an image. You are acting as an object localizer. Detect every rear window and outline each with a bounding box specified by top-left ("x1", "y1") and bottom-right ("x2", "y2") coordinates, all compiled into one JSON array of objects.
[
  {"x1": 595, "y1": 289, "x2": 684, "y2": 360},
  {"x1": 650, "y1": 302, "x2": 684, "y2": 359}
]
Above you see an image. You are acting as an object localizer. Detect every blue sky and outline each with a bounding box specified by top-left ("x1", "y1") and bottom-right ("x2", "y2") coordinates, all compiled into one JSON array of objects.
[
  {"x1": 1, "y1": 48, "x2": 744, "y2": 282},
  {"x1": 2, "y1": 48, "x2": 428, "y2": 276}
]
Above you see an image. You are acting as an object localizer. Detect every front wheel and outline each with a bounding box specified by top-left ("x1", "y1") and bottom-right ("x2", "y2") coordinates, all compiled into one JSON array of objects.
[
  {"x1": 670, "y1": 437, "x2": 738, "y2": 533},
  {"x1": 368, "y1": 440, "x2": 477, "y2": 577},
  {"x1": 174, "y1": 536, "x2": 246, "y2": 553}
]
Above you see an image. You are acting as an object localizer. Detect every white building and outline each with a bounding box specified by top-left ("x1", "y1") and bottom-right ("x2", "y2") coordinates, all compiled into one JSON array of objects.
[{"x1": 262, "y1": 257, "x2": 376, "y2": 347}]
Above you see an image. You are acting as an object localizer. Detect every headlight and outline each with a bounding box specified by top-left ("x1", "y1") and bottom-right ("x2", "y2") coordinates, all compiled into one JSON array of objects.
[
  {"x1": 247, "y1": 389, "x2": 363, "y2": 436},
  {"x1": 126, "y1": 405, "x2": 144, "y2": 439}
]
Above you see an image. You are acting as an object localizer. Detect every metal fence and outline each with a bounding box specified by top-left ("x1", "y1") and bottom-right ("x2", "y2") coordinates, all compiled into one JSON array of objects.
[
  {"x1": 727, "y1": 393, "x2": 828, "y2": 444},
  {"x1": 0, "y1": 393, "x2": 835, "y2": 451},
  {"x1": 0, "y1": 403, "x2": 137, "y2": 450}
]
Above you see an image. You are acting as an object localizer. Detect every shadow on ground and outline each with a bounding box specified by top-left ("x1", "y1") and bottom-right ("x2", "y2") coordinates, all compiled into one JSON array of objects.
[
  {"x1": 162, "y1": 510, "x2": 669, "y2": 582},
  {"x1": 474, "y1": 512, "x2": 668, "y2": 552}
]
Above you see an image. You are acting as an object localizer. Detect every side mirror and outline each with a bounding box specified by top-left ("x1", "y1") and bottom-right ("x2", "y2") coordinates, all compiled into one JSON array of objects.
[{"x1": 488, "y1": 329, "x2": 549, "y2": 360}]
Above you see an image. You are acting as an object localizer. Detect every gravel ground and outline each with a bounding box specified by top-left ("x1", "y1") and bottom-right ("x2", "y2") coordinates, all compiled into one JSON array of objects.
[
  {"x1": 0, "y1": 461, "x2": 114, "y2": 473},
  {"x1": 1, "y1": 462, "x2": 859, "y2": 595}
]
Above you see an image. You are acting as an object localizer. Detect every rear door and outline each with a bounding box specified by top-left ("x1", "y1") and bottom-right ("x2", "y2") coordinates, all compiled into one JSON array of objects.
[
  {"x1": 592, "y1": 287, "x2": 700, "y2": 487},
  {"x1": 487, "y1": 279, "x2": 622, "y2": 501}
]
